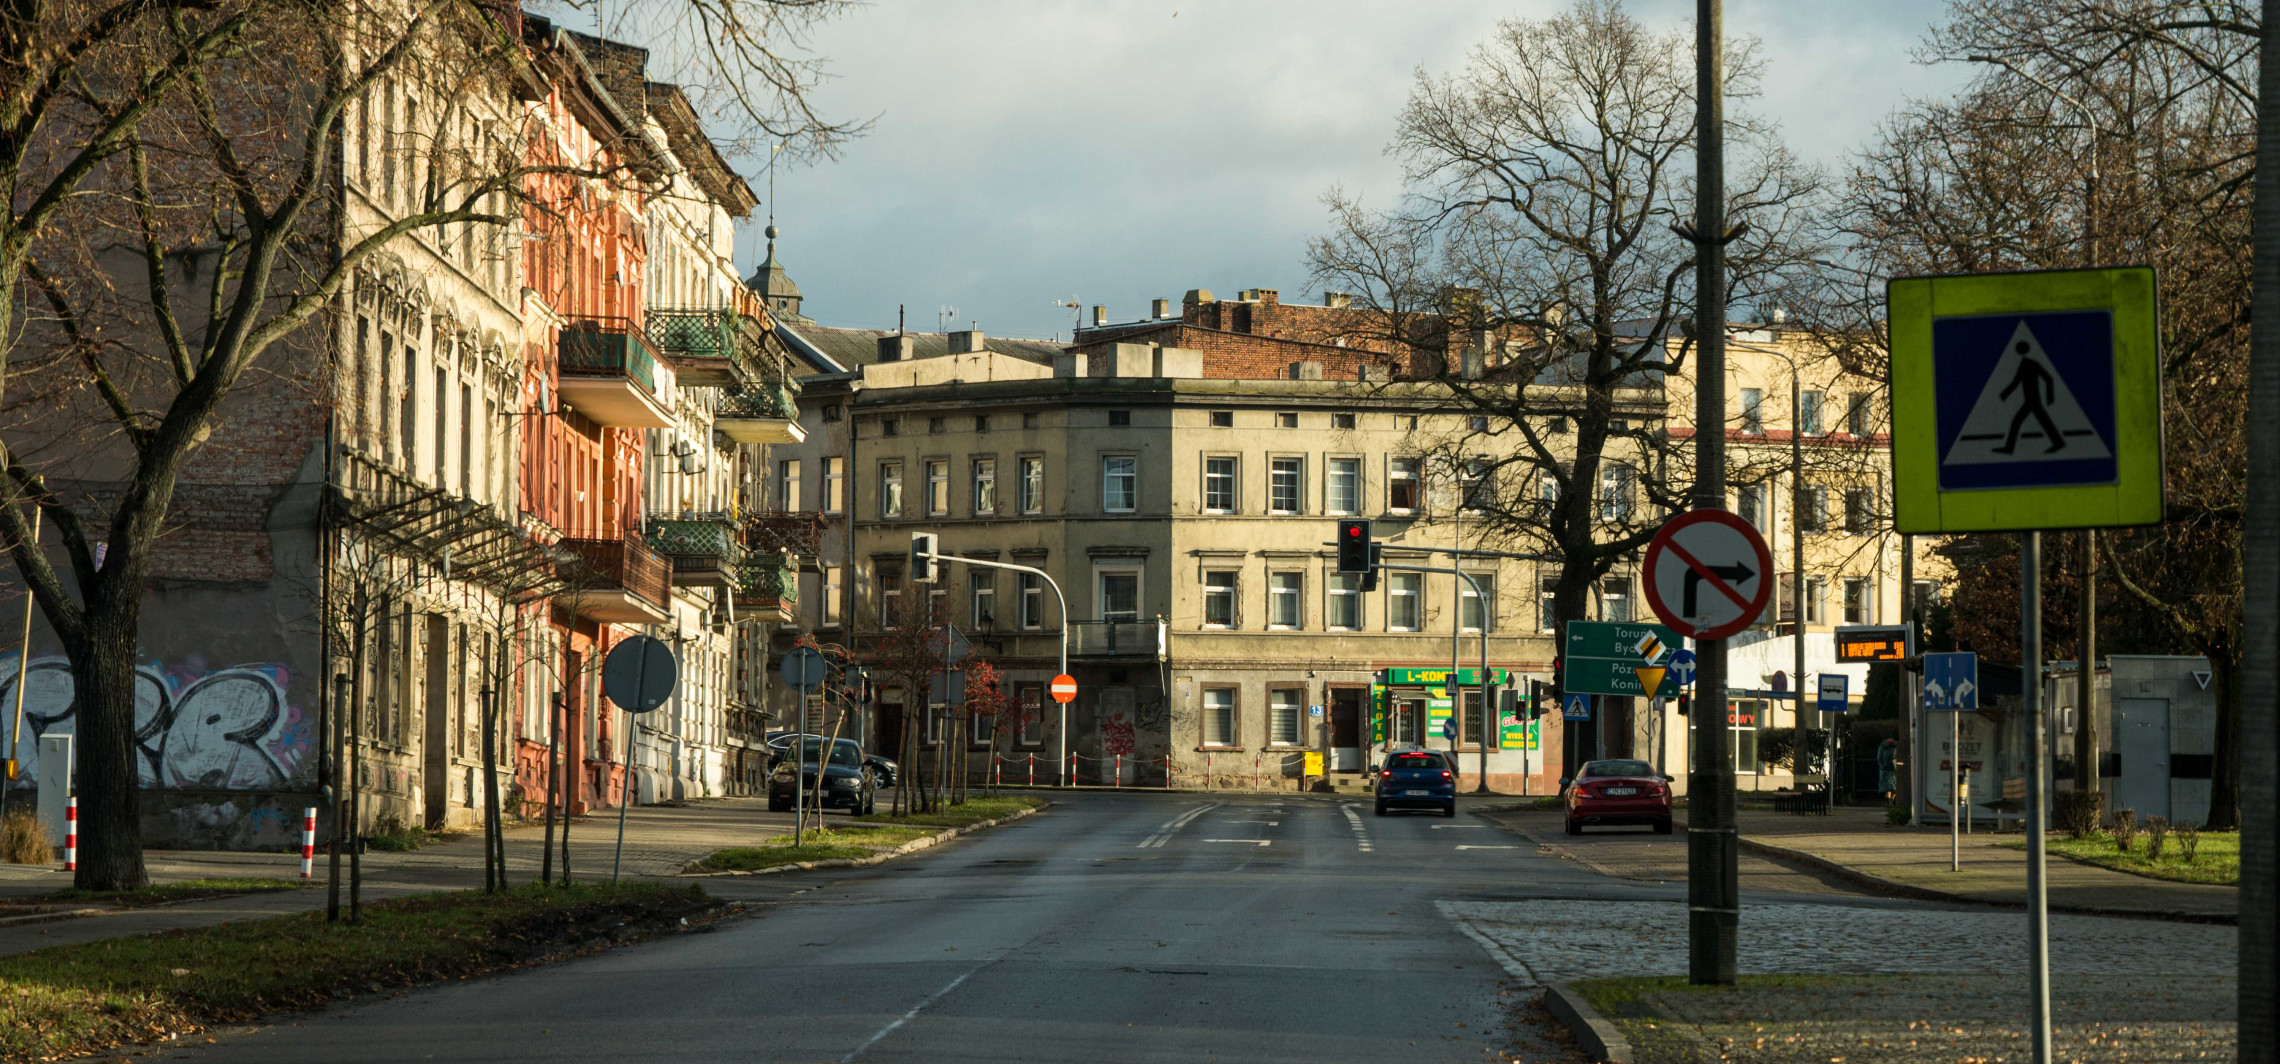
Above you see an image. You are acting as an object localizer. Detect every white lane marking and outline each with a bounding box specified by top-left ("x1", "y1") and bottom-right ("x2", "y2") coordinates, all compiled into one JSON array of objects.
[
  {"x1": 1224, "y1": 819, "x2": 1281, "y2": 826},
  {"x1": 1430, "y1": 824, "x2": 1484, "y2": 829},
  {"x1": 1138, "y1": 803, "x2": 1220, "y2": 848},
  {"x1": 1338, "y1": 802, "x2": 1374, "y2": 853},
  {"x1": 1455, "y1": 845, "x2": 1518, "y2": 850},
  {"x1": 1202, "y1": 839, "x2": 1271, "y2": 846},
  {"x1": 839, "y1": 965, "x2": 980, "y2": 1062},
  {"x1": 1436, "y1": 900, "x2": 1540, "y2": 987}
]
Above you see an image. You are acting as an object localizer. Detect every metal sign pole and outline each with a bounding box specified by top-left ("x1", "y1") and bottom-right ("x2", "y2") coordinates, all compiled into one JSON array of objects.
[
  {"x1": 2022, "y1": 532, "x2": 2053, "y2": 1064},
  {"x1": 611, "y1": 646, "x2": 648, "y2": 884},
  {"x1": 1952, "y1": 711, "x2": 1961, "y2": 871}
]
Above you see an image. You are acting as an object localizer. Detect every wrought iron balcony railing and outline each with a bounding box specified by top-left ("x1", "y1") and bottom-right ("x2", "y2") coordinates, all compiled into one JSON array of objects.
[
  {"x1": 745, "y1": 510, "x2": 826, "y2": 560},
  {"x1": 558, "y1": 317, "x2": 664, "y2": 393},
  {"x1": 733, "y1": 555, "x2": 798, "y2": 619},
  {"x1": 645, "y1": 514, "x2": 744, "y2": 588},
  {"x1": 555, "y1": 535, "x2": 670, "y2": 609},
  {"x1": 646, "y1": 307, "x2": 772, "y2": 387},
  {"x1": 717, "y1": 382, "x2": 798, "y2": 421},
  {"x1": 1068, "y1": 619, "x2": 1166, "y2": 658}
]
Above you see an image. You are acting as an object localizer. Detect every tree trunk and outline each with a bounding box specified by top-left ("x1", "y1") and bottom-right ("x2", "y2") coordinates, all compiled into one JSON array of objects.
[
  {"x1": 67, "y1": 590, "x2": 149, "y2": 891},
  {"x1": 1551, "y1": 564, "x2": 1600, "y2": 785},
  {"x1": 2211, "y1": 651, "x2": 2243, "y2": 830}
]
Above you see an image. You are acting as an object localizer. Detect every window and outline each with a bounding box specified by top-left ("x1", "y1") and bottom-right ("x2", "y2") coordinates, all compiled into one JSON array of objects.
[
  {"x1": 779, "y1": 459, "x2": 802, "y2": 510},
  {"x1": 1203, "y1": 688, "x2": 1236, "y2": 746},
  {"x1": 823, "y1": 403, "x2": 843, "y2": 422},
  {"x1": 1793, "y1": 485, "x2": 1824, "y2": 532},
  {"x1": 1203, "y1": 570, "x2": 1238, "y2": 627},
  {"x1": 822, "y1": 567, "x2": 843, "y2": 627},
  {"x1": 1843, "y1": 578, "x2": 1872, "y2": 624},
  {"x1": 1597, "y1": 463, "x2": 1633, "y2": 521},
  {"x1": 1332, "y1": 413, "x2": 1356, "y2": 429},
  {"x1": 1018, "y1": 684, "x2": 1045, "y2": 746},
  {"x1": 971, "y1": 706, "x2": 994, "y2": 747},
  {"x1": 1021, "y1": 455, "x2": 1044, "y2": 514},
  {"x1": 926, "y1": 460, "x2": 949, "y2": 516},
  {"x1": 1804, "y1": 575, "x2": 1827, "y2": 626},
  {"x1": 1460, "y1": 573, "x2": 1495, "y2": 633},
  {"x1": 971, "y1": 571, "x2": 996, "y2": 628},
  {"x1": 1740, "y1": 387, "x2": 1765, "y2": 434},
  {"x1": 1461, "y1": 690, "x2": 1485, "y2": 750},
  {"x1": 1269, "y1": 690, "x2": 1301, "y2": 745},
  {"x1": 1389, "y1": 572, "x2": 1422, "y2": 631},
  {"x1": 879, "y1": 566, "x2": 904, "y2": 628},
  {"x1": 1209, "y1": 410, "x2": 1233, "y2": 427},
  {"x1": 1845, "y1": 488, "x2": 1873, "y2": 533},
  {"x1": 1799, "y1": 390, "x2": 1824, "y2": 435},
  {"x1": 1022, "y1": 412, "x2": 1039, "y2": 429},
  {"x1": 929, "y1": 416, "x2": 947, "y2": 434},
  {"x1": 1101, "y1": 456, "x2": 1137, "y2": 512},
  {"x1": 1737, "y1": 483, "x2": 1767, "y2": 532},
  {"x1": 1019, "y1": 573, "x2": 1046, "y2": 629},
  {"x1": 1275, "y1": 412, "x2": 1298, "y2": 428},
  {"x1": 1541, "y1": 464, "x2": 1566, "y2": 506},
  {"x1": 880, "y1": 462, "x2": 904, "y2": 518},
  {"x1": 1388, "y1": 458, "x2": 1421, "y2": 512},
  {"x1": 972, "y1": 458, "x2": 997, "y2": 515},
  {"x1": 1601, "y1": 577, "x2": 1632, "y2": 622},
  {"x1": 1204, "y1": 456, "x2": 1239, "y2": 513},
  {"x1": 432, "y1": 366, "x2": 448, "y2": 480},
  {"x1": 1846, "y1": 392, "x2": 1873, "y2": 437},
  {"x1": 1539, "y1": 576, "x2": 1560, "y2": 632},
  {"x1": 1269, "y1": 457, "x2": 1303, "y2": 514},
  {"x1": 1108, "y1": 410, "x2": 1132, "y2": 427},
  {"x1": 1328, "y1": 572, "x2": 1362, "y2": 630},
  {"x1": 1327, "y1": 458, "x2": 1361, "y2": 514},
  {"x1": 1270, "y1": 571, "x2": 1303, "y2": 629},
  {"x1": 1098, "y1": 570, "x2": 1140, "y2": 621},
  {"x1": 881, "y1": 418, "x2": 899, "y2": 437},
  {"x1": 824, "y1": 457, "x2": 845, "y2": 514},
  {"x1": 1469, "y1": 415, "x2": 1489, "y2": 432},
  {"x1": 975, "y1": 415, "x2": 991, "y2": 432}
]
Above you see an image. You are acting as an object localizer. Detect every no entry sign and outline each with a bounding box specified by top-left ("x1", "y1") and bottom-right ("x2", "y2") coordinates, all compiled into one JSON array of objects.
[
  {"x1": 1643, "y1": 509, "x2": 1773, "y2": 641},
  {"x1": 1049, "y1": 674, "x2": 1078, "y2": 704}
]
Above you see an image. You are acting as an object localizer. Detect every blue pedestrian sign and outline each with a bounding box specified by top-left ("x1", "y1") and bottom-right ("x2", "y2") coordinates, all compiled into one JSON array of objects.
[
  {"x1": 1922, "y1": 652, "x2": 1979, "y2": 712},
  {"x1": 1668, "y1": 649, "x2": 1697, "y2": 688},
  {"x1": 1562, "y1": 694, "x2": 1592, "y2": 721},
  {"x1": 1888, "y1": 266, "x2": 2163, "y2": 533}
]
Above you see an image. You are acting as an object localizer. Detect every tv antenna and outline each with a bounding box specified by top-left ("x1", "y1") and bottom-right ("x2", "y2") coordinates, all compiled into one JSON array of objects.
[{"x1": 938, "y1": 305, "x2": 960, "y2": 332}]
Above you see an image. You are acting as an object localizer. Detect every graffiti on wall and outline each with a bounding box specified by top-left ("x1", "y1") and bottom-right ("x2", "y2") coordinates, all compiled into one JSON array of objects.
[{"x1": 3, "y1": 657, "x2": 315, "y2": 789}]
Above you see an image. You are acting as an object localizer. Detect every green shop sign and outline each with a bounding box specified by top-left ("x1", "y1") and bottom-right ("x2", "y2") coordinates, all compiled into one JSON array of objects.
[{"x1": 1381, "y1": 667, "x2": 1512, "y2": 687}]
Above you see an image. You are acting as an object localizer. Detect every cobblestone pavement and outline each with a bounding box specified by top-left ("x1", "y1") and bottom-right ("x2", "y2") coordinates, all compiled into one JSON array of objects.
[
  {"x1": 1480, "y1": 808, "x2": 1871, "y2": 897},
  {"x1": 1440, "y1": 899, "x2": 2234, "y2": 985}
]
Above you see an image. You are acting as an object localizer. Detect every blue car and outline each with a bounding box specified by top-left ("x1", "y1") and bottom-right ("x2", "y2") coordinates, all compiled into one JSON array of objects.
[{"x1": 1374, "y1": 749, "x2": 1457, "y2": 817}]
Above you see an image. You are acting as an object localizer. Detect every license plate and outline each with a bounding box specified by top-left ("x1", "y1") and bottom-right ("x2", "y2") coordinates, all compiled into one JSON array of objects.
[
  {"x1": 1605, "y1": 787, "x2": 1637, "y2": 796},
  {"x1": 1404, "y1": 789, "x2": 1429, "y2": 796}
]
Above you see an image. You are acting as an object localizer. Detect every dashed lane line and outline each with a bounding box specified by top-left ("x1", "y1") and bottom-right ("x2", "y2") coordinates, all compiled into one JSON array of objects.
[{"x1": 1136, "y1": 803, "x2": 1221, "y2": 848}]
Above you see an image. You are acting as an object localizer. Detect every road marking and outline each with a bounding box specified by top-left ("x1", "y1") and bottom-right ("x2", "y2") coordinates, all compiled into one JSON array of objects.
[
  {"x1": 1225, "y1": 819, "x2": 1281, "y2": 826},
  {"x1": 1455, "y1": 845, "x2": 1518, "y2": 850},
  {"x1": 1338, "y1": 802, "x2": 1374, "y2": 853},
  {"x1": 839, "y1": 965, "x2": 980, "y2": 1062},
  {"x1": 1430, "y1": 824, "x2": 1484, "y2": 829},
  {"x1": 1137, "y1": 803, "x2": 1220, "y2": 848},
  {"x1": 1202, "y1": 839, "x2": 1271, "y2": 846}
]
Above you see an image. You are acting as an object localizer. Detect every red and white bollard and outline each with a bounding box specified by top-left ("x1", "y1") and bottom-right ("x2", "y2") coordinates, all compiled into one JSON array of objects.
[
  {"x1": 1163, "y1": 756, "x2": 1172, "y2": 788},
  {"x1": 1115, "y1": 754, "x2": 1122, "y2": 788},
  {"x1": 993, "y1": 758, "x2": 1003, "y2": 789},
  {"x1": 63, "y1": 797, "x2": 77, "y2": 872},
  {"x1": 1068, "y1": 753, "x2": 1076, "y2": 786},
  {"x1": 1027, "y1": 754, "x2": 1035, "y2": 787},
  {"x1": 299, "y1": 806, "x2": 317, "y2": 879}
]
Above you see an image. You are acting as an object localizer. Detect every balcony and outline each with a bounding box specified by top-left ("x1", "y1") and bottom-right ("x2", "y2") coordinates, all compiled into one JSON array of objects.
[
  {"x1": 557, "y1": 318, "x2": 675, "y2": 429},
  {"x1": 645, "y1": 514, "x2": 744, "y2": 589},
  {"x1": 731, "y1": 555, "x2": 797, "y2": 624},
  {"x1": 554, "y1": 536, "x2": 671, "y2": 624},
  {"x1": 646, "y1": 307, "x2": 768, "y2": 388},
  {"x1": 714, "y1": 381, "x2": 805, "y2": 444},
  {"x1": 745, "y1": 509, "x2": 826, "y2": 562},
  {"x1": 1069, "y1": 619, "x2": 1166, "y2": 659}
]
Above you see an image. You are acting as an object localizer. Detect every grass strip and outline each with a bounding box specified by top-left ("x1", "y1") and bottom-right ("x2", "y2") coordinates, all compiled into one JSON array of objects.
[
  {"x1": 1999, "y1": 830, "x2": 2239, "y2": 885},
  {"x1": 876, "y1": 795, "x2": 1046, "y2": 828},
  {"x1": 686, "y1": 797, "x2": 1047, "y2": 873},
  {"x1": 0, "y1": 882, "x2": 716, "y2": 1063},
  {"x1": 39, "y1": 877, "x2": 313, "y2": 909}
]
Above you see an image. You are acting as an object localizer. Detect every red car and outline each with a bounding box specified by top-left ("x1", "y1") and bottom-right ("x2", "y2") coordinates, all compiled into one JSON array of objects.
[{"x1": 1565, "y1": 759, "x2": 1673, "y2": 835}]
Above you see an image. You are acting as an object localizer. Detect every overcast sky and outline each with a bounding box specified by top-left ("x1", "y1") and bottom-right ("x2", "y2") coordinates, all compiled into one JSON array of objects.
[{"x1": 706, "y1": 1, "x2": 1972, "y2": 341}]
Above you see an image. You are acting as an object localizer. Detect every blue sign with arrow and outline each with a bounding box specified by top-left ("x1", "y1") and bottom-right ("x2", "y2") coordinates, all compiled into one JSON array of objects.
[
  {"x1": 1562, "y1": 694, "x2": 1592, "y2": 721},
  {"x1": 1668, "y1": 649, "x2": 1697, "y2": 688},
  {"x1": 1922, "y1": 652, "x2": 1979, "y2": 711}
]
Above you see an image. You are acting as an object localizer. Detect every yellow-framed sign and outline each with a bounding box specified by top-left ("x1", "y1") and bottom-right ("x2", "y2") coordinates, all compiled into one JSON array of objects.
[{"x1": 1887, "y1": 266, "x2": 2163, "y2": 533}]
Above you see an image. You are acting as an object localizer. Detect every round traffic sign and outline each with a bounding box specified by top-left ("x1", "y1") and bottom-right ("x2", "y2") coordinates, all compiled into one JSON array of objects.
[
  {"x1": 1049, "y1": 674, "x2": 1078, "y2": 704},
  {"x1": 602, "y1": 635, "x2": 677, "y2": 713},
  {"x1": 1642, "y1": 509, "x2": 1774, "y2": 641},
  {"x1": 779, "y1": 646, "x2": 827, "y2": 693}
]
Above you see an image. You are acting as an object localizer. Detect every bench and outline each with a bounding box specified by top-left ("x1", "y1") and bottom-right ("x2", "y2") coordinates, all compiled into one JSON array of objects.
[{"x1": 1773, "y1": 776, "x2": 1830, "y2": 815}]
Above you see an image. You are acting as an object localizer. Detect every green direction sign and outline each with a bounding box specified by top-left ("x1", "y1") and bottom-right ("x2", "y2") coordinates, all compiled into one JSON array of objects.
[
  {"x1": 1887, "y1": 266, "x2": 2163, "y2": 533},
  {"x1": 1381, "y1": 667, "x2": 1512, "y2": 687},
  {"x1": 1564, "y1": 621, "x2": 1681, "y2": 662},
  {"x1": 1565, "y1": 657, "x2": 1681, "y2": 698}
]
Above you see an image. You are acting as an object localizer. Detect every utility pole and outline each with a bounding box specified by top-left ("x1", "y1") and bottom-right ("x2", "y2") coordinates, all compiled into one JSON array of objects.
[
  {"x1": 2236, "y1": 0, "x2": 2280, "y2": 1053},
  {"x1": 1684, "y1": 0, "x2": 1738, "y2": 987}
]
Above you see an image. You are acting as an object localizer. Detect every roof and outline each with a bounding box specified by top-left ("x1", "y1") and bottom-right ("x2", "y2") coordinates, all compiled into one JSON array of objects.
[{"x1": 783, "y1": 326, "x2": 1066, "y2": 374}]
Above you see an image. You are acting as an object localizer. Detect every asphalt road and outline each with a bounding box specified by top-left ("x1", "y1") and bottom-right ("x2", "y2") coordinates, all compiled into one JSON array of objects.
[{"x1": 138, "y1": 793, "x2": 1869, "y2": 1064}]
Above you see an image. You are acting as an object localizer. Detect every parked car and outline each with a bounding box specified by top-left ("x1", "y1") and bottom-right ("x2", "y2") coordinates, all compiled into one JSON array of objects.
[
  {"x1": 1374, "y1": 749, "x2": 1457, "y2": 817},
  {"x1": 767, "y1": 737, "x2": 876, "y2": 816},
  {"x1": 766, "y1": 731, "x2": 895, "y2": 787},
  {"x1": 1565, "y1": 758, "x2": 1673, "y2": 835}
]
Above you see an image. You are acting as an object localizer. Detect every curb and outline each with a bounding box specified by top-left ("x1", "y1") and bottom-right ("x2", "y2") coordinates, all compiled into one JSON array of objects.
[
  {"x1": 683, "y1": 803, "x2": 1049, "y2": 877},
  {"x1": 1541, "y1": 982, "x2": 1632, "y2": 1063},
  {"x1": 1737, "y1": 836, "x2": 2238, "y2": 926}
]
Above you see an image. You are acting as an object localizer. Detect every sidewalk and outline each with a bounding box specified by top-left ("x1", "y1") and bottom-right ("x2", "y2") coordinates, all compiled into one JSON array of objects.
[
  {"x1": 0, "y1": 797, "x2": 814, "y2": 958},
  {"x1": 1482, "y1": 802, "x2": 2237, "y2": 921}
]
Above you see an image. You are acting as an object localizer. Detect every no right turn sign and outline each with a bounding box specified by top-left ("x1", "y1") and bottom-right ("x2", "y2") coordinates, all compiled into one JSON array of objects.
[{"x1": 1642, "y1": 509, "x2": 1773, "y2": 641}]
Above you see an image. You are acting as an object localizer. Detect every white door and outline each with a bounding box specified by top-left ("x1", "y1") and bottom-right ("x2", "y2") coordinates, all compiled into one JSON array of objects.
[{"x1": 2114, "y1": 697, "x2": 2170, "y2": 820}]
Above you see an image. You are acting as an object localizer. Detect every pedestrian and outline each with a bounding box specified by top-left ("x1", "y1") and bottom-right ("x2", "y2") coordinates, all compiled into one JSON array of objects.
[{"x1": 1877, "y1": 737, "x2": 1897, "y2": 800}]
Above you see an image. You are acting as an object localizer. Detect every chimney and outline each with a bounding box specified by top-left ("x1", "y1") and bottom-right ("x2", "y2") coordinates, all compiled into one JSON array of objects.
[
  {"x1": 1151, "y1": 298, "x2": 1172, "y2": 319},
  {"x1": 876, "y1": 334, "x2": 915, "y2": 362},
  {"x1": 948, "y1": 328, "x2": 986, "y2": 354},
  {"x1": 1255, "y1": 288, "x2": 1279, "y2": 306},
  {"x1": 1323, "y1": 291, "x2": 1353, "y2": 309},
  {"x1": 1288, "y1": 361, "x2": 1324, "y2": 381},
  {"x1": 1183, "y1": 288, "x2": 1214, "y2": 306},
  {"x1": 1087, "y1": 305, "x2": 1104, "y2": 328}
]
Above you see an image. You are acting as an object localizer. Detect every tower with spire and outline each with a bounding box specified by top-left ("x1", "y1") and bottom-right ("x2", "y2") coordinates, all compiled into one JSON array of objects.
[{"x1": 745, "y1": 223, "x2": 807, "y2": 324}]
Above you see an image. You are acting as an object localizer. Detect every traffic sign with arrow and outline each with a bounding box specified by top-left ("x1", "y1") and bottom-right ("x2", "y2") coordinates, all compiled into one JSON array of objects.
[
  {"x1": 1642, "y1": 509, "x2": 1774, "y2": 641},
  {"x1": 1923, "y1": 652, "x2": 1978, "y2": 711}
]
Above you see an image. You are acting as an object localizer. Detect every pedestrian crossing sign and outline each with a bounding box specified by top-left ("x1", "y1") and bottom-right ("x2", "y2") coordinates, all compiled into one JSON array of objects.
[{"x1": 1888, "y1": 266, "x2": 2163, "y2": 532}]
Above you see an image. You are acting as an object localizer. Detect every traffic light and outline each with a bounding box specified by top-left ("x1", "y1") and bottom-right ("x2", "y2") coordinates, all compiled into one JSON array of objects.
[
  {"x1": 1528, "y1": 679, "x2": 1552, "y2": 718},
  {"x1": 1336, "y1": 519, "x2": 1372, "y2": 574},
  {"x1": 910, "y1": 532, "x2": 939, "y2": 583},
  {"x1": 1360, "y1": 543, "x2": 1384, "y2": 592}
]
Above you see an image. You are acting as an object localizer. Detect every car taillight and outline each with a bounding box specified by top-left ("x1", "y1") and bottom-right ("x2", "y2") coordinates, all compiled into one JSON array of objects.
[
  {"x1": 1440, "y1": 770, "x2": 1453, "y2": 781},
  {"x1": 1380, "y1": 769, "x2": 1393, "y2": 780}
]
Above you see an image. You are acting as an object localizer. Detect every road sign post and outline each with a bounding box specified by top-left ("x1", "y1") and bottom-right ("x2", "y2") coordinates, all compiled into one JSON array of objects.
[{"x1": 602, "y1": 636, "x2": 678, "y2": 882}]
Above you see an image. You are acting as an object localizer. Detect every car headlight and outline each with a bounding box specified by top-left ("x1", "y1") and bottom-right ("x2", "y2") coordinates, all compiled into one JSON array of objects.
[{"x1": 834, "y1": 777, "x2": 857, "y2": 788}]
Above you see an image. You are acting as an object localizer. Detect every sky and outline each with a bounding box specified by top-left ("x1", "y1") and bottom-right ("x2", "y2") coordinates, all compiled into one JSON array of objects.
[{"x1": 697, "y1": 1, "x2": 1974, "y2": 342}]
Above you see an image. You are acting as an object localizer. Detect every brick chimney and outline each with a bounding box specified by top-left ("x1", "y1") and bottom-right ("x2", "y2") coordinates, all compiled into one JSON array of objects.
[
  {"x1": 877, "y1": 334, "x2": 915, "y2": 362},
  {"x1": 948, "y1": 328, "x2": 986, "y2": 354}
]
